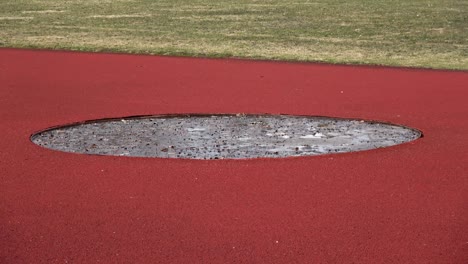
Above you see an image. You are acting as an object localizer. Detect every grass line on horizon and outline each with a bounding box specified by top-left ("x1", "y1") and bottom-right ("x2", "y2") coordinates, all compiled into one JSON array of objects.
[{"x1": 0, "y1": 0, "x2": 467, "y2": 69}]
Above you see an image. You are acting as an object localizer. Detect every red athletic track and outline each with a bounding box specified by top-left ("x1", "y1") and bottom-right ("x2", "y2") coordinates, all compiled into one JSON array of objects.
[{"x1": 1, "y1": 48, "x2": 467, "y2": 263}]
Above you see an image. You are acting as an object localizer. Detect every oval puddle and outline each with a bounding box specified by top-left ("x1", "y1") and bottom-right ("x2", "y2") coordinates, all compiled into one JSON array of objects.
[{"x1": 31, "y1": 114, "x2": 421, "y2": 159}]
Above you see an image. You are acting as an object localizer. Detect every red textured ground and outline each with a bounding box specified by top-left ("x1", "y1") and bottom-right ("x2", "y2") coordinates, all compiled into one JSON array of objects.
[{"x1": 1, "y1": 48, "x2": 467, "y2": 263}]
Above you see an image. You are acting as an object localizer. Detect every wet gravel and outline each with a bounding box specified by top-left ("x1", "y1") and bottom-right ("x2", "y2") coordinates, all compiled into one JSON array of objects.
[{"x1": 31, "y1": 114, "x2": 421, "y2": 159}]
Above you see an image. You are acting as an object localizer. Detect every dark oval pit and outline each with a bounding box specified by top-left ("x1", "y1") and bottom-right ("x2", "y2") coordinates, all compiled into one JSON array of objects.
[{"x1": 31, "y1": 114, "x2": 421, "y2": 159}]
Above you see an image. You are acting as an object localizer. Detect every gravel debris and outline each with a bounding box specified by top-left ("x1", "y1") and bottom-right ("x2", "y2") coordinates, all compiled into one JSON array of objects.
[{"x1": 31, "y1": 114, "x2": 421, "y2": 159}]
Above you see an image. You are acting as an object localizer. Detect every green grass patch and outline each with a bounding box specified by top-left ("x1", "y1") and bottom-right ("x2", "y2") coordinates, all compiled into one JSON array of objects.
[{"x1": 1, "y1": 0, "x2": 467, "y2": 69}]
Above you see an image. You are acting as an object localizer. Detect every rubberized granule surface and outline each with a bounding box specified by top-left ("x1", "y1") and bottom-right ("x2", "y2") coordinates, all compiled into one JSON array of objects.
[{"x1": 1, "y1": 49, "x2": 468, "y2": 264}]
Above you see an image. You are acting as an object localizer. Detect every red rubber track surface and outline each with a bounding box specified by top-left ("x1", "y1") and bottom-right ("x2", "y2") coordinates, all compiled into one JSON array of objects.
[{"x1": 1, "y1": 49, "x2": 467, "y2": 263}]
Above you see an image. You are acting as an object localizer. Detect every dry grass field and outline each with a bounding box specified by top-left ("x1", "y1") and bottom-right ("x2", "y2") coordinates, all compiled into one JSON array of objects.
[{"x1": 1, "y1": 0, "x2": 467, "y2": 69}]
